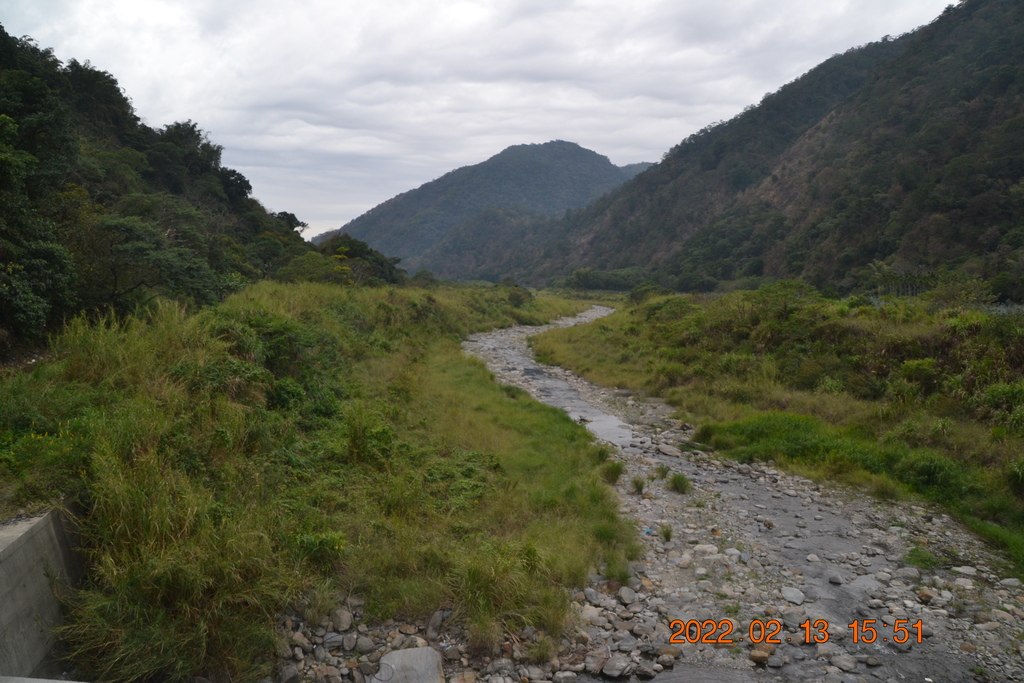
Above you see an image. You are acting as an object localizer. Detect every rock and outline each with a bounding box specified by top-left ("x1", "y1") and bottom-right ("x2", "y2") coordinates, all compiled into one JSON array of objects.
[
  {"x1": 584, "y1": 649, "x2": 609, "y2": 674},
  {"x1": 450, "y1": 672, "x2": 477, "y2": 683},
  {"x1": 324, "y1": 633, "x2": 344, "y2": 650},
  {"x1": 749, "y1": 650, "x2": 770, "y2": 664},
  {"x1": 332, "y1": 608, "x2": 354, "y2": 632},
  {"x1": 553, "y1": 672, "x2": 576, "y2": 683},
  {"x1": 426, "y1": 610, "x2": 445, "y2": 640},
  {"x1": 371, "y1": 648, "x2": 445, "y2": 683},
  {"x1": 828, "y1": 573, "x2": 844, "y2": 585},
  {"x1": 952, "y1": 566, "x2": 977, "y2": 576},
  {"x1": 292, "y1": 631, "x2": 313, "y2": 653},
  {"x1": 618, "y1": 586, "x2": 637, "y2": 605},
  {"x1": 781, "y1": 587, "x2": 805, "y2": 605},
  {"x1": 280, "y1": 665, "x2": 302, "y2": 683},
  {"x1": 658, "y1": 444, "x2": 683, "y2": 457},
  {"x1": 999, "y1": 578, "x2": 1022, "y2": 588},
  {"x1": 635, "y1": 660, "x2": 657, "y2": 678},
  {"x1": 343, "y1": 633, "x2": 358, "y2": 651},
  {"x1": 895, "y1": 567, "x2": 920, "y2": 581},
  {"x1": 693, "y1": 544, "x2": 718, "y2": 555},
  {"x1": 601, "y1": 654, "x2": 631, "y2": 678},
  {"x1": 356, "y1": 635, "x2": 376, "y2": 653},
  {"x1": 656, "y1": 645, "x2": 681, "y2": 658},
  {"x1": 806, "y1": 554, "x2": 821, "y2": 563},
  {"x1": 485, "y1": 659, "x2": 514, "y2": 674},
  {"x1": 399, "y1": 623, "x2": 419, "y2": 635},
  {"x1": 781, "y1": 606, "x2": 806, "y2": 629},
  {"x1": 830, "y1": 654, "x2": 857, "y2": 672}
]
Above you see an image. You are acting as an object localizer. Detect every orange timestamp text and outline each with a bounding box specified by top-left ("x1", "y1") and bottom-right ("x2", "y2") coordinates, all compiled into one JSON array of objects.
[{"x1": 668, "y1": 618, "x2": 924, "y2": 645}]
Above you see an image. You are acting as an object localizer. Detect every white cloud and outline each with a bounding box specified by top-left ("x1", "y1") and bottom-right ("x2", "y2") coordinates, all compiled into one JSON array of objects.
[{"x1": 1, "y1": 0, "x2": 951, "y2": 236}]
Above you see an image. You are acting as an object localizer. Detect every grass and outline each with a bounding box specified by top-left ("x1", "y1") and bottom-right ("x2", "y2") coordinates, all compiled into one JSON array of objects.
[
  {"x1": 531, "y1": 284, "x2": 1024, "y2": 576},
  {"x1": 668, "y1": 473, "x2": 692, "y2": 494},
  {"x1": 631, "y1": 477, "x2": 646, "y2": 494},
  {"x1": 600, "y1": 460, "x2": 625, "y2": 484},
  {"x1": 904, "y1": 546, "x2": 943, "y2": 570},
  {"x1": 0, "y1": 282, "x2": 631, "y2": 681}
]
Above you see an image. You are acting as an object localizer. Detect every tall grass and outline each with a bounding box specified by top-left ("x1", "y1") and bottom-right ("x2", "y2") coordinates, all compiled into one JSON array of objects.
[{"x1": 0, "y1": 282, "x2": 620, "y2": 681}]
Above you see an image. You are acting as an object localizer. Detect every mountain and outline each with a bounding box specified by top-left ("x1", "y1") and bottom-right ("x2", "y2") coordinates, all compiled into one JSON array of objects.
[
  {"x1": 315, "y1": 141, "x2": 649, "y2": 273},
  {"x1": 657, "y1": 0, "x2": 1024, "y2": 298},
  {"x1": 441, "y1": 0, "x2": 1024, "y2": 299}
]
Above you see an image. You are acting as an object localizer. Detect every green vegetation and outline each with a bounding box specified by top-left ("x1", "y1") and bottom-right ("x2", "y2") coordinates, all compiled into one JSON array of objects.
[
  {"x1": 400, "y1": 0, "x2": 1024, "y2": 302},
  {"x1": 532, "y1": 282, "x2": 1024, "y2": 571},
  {"x1": 0, "y1": 283, "x2": 635, "y2": 682},
  {"x1": 600, "y1": 460, "x2": 625, "y2": 484},
  {"x1": 0, "y1": 26, "x2": 401, "y2": 350},
  {"x1": 319, "y1": 140, "x2": 644, "y2": 274},
  {"x1": 668, "y1": 473, "x2": 692, "y2": 494},
  {"x1": 904, "y1": 546, "x2": 943, "y2": 570},
  {"x1": 631, "y1": 476, "x2": 646, "y2": 495}
]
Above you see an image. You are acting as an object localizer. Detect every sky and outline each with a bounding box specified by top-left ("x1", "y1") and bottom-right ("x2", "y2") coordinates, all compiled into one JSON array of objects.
[{"x1": 2, "y1": 0, "x2": 953, "y2": 238}]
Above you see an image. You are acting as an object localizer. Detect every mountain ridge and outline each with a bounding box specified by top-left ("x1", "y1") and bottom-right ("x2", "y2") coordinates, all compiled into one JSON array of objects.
[
  {"x1": 314, "y1": 140, "x2": 651, "y2": 273},
  {"x1": 424, "y1": 0, "x2": 1024, "y2": 300}
]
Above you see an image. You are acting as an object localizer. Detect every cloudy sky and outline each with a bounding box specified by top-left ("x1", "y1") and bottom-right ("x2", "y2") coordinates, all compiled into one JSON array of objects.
[{"x1": 3, "y1": 0, "x2": 951, "y2": 237}]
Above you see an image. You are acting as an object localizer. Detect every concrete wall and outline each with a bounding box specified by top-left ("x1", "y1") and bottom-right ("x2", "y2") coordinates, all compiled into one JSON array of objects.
[{"x1": 0, "y1": 511, "x2": 83, "y2": 677}]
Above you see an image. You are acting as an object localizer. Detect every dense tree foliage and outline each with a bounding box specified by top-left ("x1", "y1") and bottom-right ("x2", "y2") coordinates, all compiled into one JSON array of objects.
[
  {"x1": 0, "y1": 27, "x2": 322, "y2": 344},
  {"x1": 664, "y1": 0, "x2": 1024, "y2": 298}
]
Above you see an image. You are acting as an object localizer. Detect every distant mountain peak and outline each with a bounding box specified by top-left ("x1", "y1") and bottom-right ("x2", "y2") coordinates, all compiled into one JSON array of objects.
[{"x1": 315, "y1": 140, "x2": 644, "y2": 272}]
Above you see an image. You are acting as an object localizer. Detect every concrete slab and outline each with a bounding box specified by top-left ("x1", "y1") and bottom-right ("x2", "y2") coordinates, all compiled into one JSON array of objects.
[
  {"x1": 0, "y1": 511, "x2": 83, "y2": 676},
  {"x1": 370, "y1": 647, "x2": 444, "y2": 683}
]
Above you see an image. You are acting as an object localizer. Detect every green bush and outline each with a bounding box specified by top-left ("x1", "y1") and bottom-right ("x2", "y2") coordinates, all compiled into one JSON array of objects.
[
  {"x1": 668, "y1": 473, "x2": 692, "y2": 494},
  {"x1": 600, "y1": 461, "x2": 625, "y2": 484}
]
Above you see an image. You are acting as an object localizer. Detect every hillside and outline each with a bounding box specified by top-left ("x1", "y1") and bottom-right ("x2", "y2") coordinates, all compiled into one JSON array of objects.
[
  {"x1": 413, "y1": 33, "x2": 911, "y2": 286},
  {"x1": 0, "y1": 25, "x2": 399, "y2": 347},
  {"x1": 315, "y1": 141, "x2": 649, "y2": 273},
  {"x1": 440, "y1": 0, "x2": 1024, "y2": 298},
  {"x1": 662, "y1": 0, "x2": 1024, "y2": 297}
]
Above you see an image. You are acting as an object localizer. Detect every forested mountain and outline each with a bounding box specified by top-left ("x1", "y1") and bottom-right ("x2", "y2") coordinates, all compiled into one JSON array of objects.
[
  {"x1": 315, "y1": 141, "x2": 649, "y2": 273},
  {"x1": 0, "y1": 26, "x2": 398, "y2": 347},
  {"x1": 436, "y1": 0, "x2": 1024, "y2": 298},
  {"x1": 659, "y1": 0, "x2": 1024, "y2": 298}
]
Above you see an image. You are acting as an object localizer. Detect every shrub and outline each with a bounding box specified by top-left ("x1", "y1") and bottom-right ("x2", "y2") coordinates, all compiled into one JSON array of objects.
[
  {"x1": 600, "y1": 461, "x2": 625, "y2": 484},
  {"x1": 668, "y1": 473, "x2": 692, "y2": 494}
]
